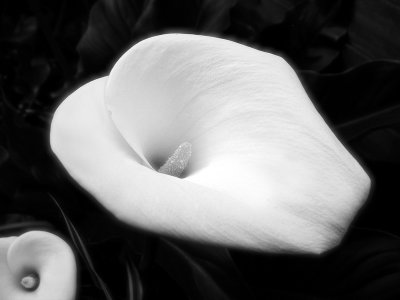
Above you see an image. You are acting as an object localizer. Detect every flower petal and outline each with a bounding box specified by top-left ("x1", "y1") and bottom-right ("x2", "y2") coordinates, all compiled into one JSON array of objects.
[
  {"x1": 0, "y1": 231, "x2": 76, "y2": 300},
  {"x1": 0, "y1": 237, "x2": 17, "y2": 297},
  {"x1": 52, "y1": 34, "x2": 371, "y2": 254}
]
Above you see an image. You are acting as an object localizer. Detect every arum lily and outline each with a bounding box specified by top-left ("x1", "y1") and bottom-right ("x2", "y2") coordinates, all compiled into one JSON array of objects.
[
  {"x1": 0, "y1": 231, "x2": 77, "y2": 300},
  {"x1": 51, "y1": 34, "x2": 371, "y2": 254}
]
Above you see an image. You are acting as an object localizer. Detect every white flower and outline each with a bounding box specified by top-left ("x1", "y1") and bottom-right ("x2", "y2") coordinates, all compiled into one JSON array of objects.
[
  {"x1": 0, "y1": 231, "x2": 77, "y2": 300},
  {"x1": 50, "y1": 34, "x2": 371, "y2": 254}
]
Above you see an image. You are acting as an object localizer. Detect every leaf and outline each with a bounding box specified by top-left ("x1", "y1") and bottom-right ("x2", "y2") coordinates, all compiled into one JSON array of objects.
[
  {"x1": 228, "y1": 0, "x2": 300, "y2": 40},
  {"x1": 0, "y1": 146, "x2": 9, "y2": 167},
  {"x1": 51, "y1": 195, "x2": 114, "y2": 300},
  {"x1": 343, "y1": 0, "x2": 400, "y2": 65},
  {"x1": 77, "y1": 0, "x2": 237, "y2": 73},
  {"x1": 0, "y1": 87, "x2": 52, "y2": 176},
  {"x1": 300, "y1": 60, "x2": 400, "y2": 162},
  {"x1": 324, "y1": 228, "x2": 400, "y2": 299},
  {"x1": 233, "y1": 0, "x2": 351, "y2": 71},
  {"x1": 335, "y1": 105, "x2": 400, "y2": 141},
  {"x1": 282, "y1": 0, "x2": 349, "y2": 70},
  {"x1": 351, "y1": 128, "x2": 400, "y2": 163},
  {"x1": 229, "y1": 228, "x2": 400, "y2": 299},
  {"x1": 124, "y1": 251, "x2": 143, "y2": 300},
  {"x1": 4, "y1": 16, "x2": 38, "y2": 44},
  {"x1": 156, "y1": 239, "x2": 253, "y2": 300},
  {"x1": 301, "y1": 60, "x2": 400, "y2": 123}
]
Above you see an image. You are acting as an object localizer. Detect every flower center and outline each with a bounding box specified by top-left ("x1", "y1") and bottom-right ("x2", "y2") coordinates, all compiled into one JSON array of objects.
[
  {"x1": 158, "y1": 142, "x2": 192, "y2": 177},
  {"x1": 20, "y1": 273, "x2": 40, "y2": 291}
]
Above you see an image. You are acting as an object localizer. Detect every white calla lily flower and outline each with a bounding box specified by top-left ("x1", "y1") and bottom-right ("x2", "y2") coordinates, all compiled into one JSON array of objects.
[
  {"x1": 0, "y1": 231, "x2": 77, "y2": 300},
  {"x1": 51, "y1": 34, "x2": 370, "y2": 254}
]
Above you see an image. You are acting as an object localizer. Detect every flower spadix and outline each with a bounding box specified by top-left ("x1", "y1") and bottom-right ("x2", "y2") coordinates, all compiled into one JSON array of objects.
[
  {"x1": 0, "y1": 231, "x2": 77, "y2": 300},
  {"x1": 159, "y1": 142, "x2": 192, "y2": 177},
  {"x1": 51, "y1": 34, "x2": 370, "y2": 254}
]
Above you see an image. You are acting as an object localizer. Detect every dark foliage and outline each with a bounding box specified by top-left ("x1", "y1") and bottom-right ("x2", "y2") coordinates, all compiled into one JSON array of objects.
[{"x1": 1, "y1": 0, "x2": 400, "y2": 299}]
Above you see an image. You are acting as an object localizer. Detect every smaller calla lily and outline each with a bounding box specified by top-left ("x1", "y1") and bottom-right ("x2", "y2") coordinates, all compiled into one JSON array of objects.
[
  {"x1": 0, "y1": 231, "x2": 77, "y2": 300},
  {"x1": 51, "y1": 34, "x2": 371, "y2": 254}
]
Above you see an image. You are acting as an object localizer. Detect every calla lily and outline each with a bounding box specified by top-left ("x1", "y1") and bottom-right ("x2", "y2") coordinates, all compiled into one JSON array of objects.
[
  {"x1": 50, "y1": 34, "x2": 370, "y2": 254},
  {"x1": 0, "y1": 231, "x2": 77, "y2": 300}
]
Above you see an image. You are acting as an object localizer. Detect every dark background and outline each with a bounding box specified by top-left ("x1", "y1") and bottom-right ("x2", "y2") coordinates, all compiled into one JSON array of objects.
[{"x1": 1, "y1": 0, "x2": 400, "y2": 299}]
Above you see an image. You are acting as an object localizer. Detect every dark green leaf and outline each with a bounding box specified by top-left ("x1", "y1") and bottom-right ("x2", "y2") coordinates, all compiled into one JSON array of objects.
[
  {"x1": 77, "y1": 0, "x2": 236, "y2": 73},
  {"x1": 300, "y1": 60, "x2": 400, "y2": 163},
  {"x1": 344, "y1": 0, "x2": 400, "y2": 64},
  {"x1": 51, "y1": 195, "x2": 114, "y2": 300},
  {"x1": 156, "y1": 239, "x2": 253, "y2": 300},
  {"x1": 124, "y1": 251, "x2": 144, "y2": 300}
]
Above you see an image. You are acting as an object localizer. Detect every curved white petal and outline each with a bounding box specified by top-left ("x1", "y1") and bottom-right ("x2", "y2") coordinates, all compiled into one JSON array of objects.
[
  {"x1": 51, "y1": 34, "x2": 371, "y2": 254},
  {"x1": 0, "y1": 231, "x2": 77, "y2": 300}
]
